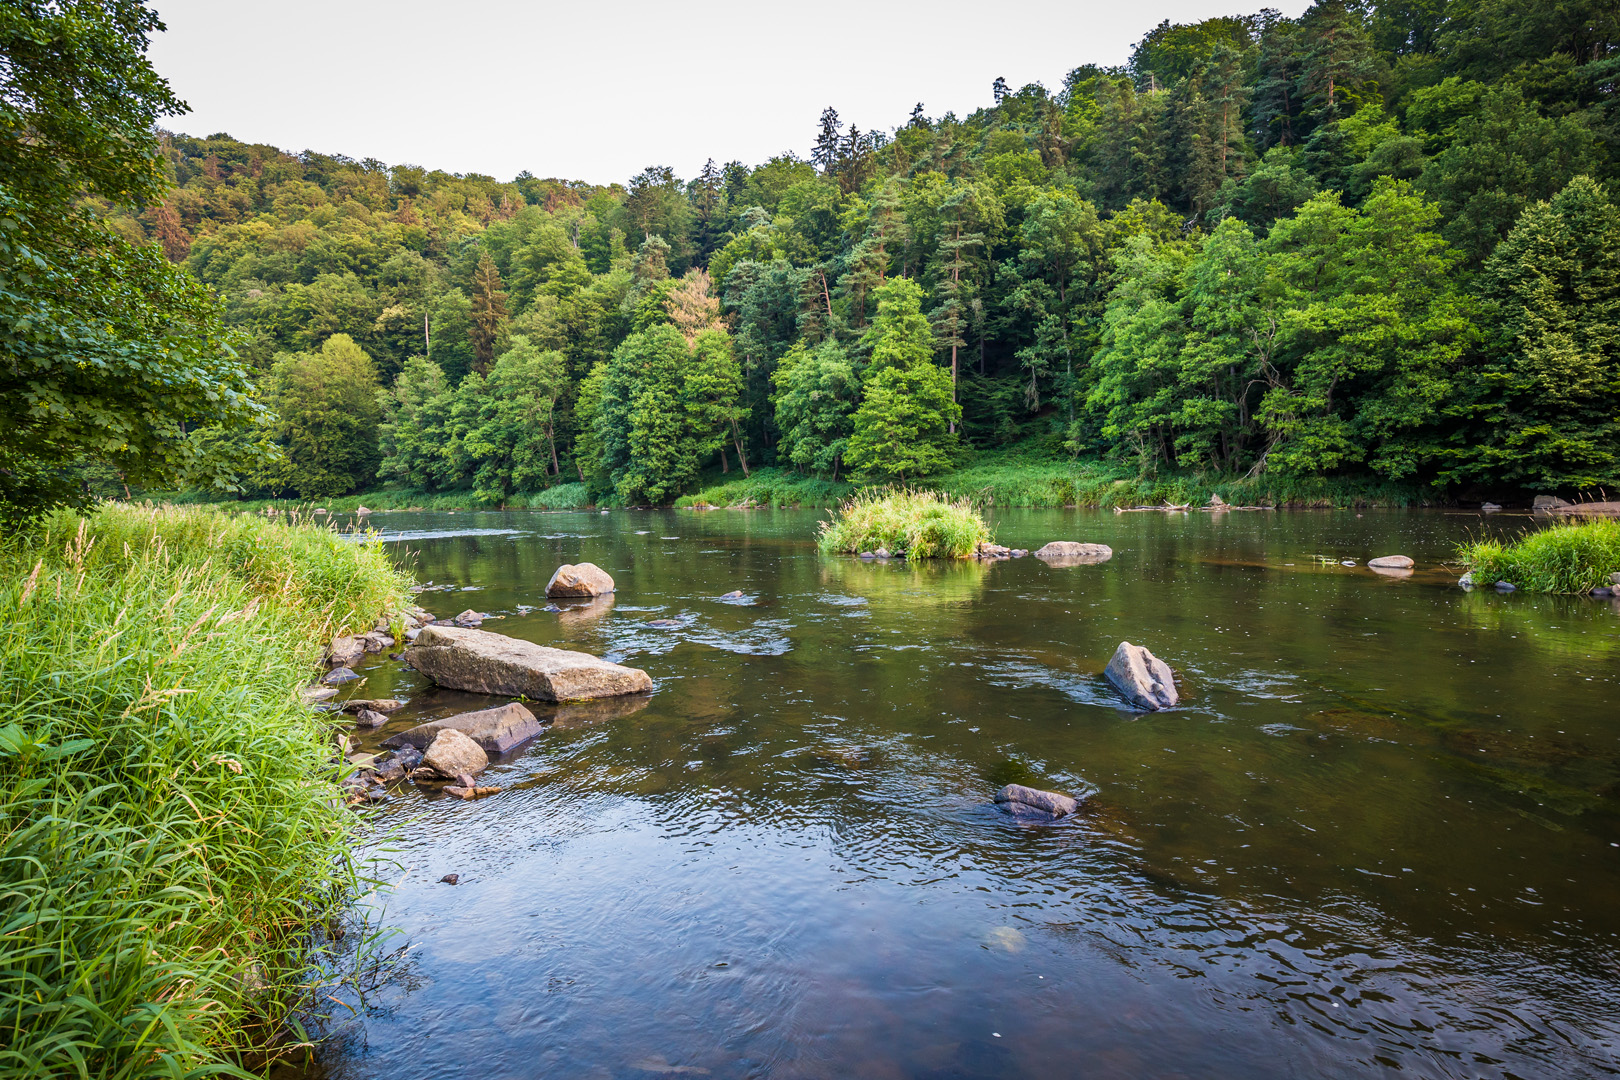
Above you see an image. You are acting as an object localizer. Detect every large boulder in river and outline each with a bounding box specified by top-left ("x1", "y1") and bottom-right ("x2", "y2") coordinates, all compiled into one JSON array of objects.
[
  {"x1": 383, "y1": 702, "x2": 546, "y2": 755},
  {"x1": 422, "y1": 728, "x2": 488, "y2": 779},
  {"x1": 995, "y1": 784, "x2": 1079, "y2": 820},
  {"x1": 404, "y1": 624, "x2": 652, "y2": 701},
  {"x1": 1104, "y1": 641, "x2": 1178, "y2": 711},
  {"x1": 545, "y1": 562, "x2": 615, "y2": 598},
  {"x1": 1034, "y1": 541, "x2": 1113, "y2": 567}
]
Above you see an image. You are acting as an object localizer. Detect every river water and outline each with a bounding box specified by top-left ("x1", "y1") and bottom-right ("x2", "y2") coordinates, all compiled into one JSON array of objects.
[{"x1": 295, "y1": 507, "x2": 1620, "y2": 1080}]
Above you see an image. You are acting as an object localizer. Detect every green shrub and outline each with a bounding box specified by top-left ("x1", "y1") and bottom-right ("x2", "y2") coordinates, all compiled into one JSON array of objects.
[
  {"x1": 516, "y1": 482, "x2": 593, "y2": 510},
  {"x1": 1457, "y1": 519, "x2": 1620, "y2": 593},
  {"x1": 0, "y1": 504, "x2": 413, "y2": 1076},
  {"x1": 817, "y1": 490, "x2": 990, "y2": 560}
]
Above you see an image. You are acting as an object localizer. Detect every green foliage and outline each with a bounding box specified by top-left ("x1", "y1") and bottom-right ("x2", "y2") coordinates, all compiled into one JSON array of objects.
[
  {"x1": 1460, "y1": 176, "x2": 1620, "y2": 490},
  {"x1": 1458, "y1": 519, "x2": 1620, "y2": 593},
  {"x1": 266, "y1": 333, "x2": 383, "y2": 498},
  {"x1": 772, "y1": 340, "x2": 859, "y2": 478},
  {"x1": 817, "y1": 489, "x2": 990, "y2": 560},
  {"x1": 0, "y1": 503, "x2": 412, "y2": 1075},
  {"x1": 846, "y1": 279, "x2": 961, "y2": 481},
  {"x1": 462, "y1": 335, "x2": 568, "y2": 503},
  {"x1": 0, "y1": 0, "x2": 261, "y2": 521}
]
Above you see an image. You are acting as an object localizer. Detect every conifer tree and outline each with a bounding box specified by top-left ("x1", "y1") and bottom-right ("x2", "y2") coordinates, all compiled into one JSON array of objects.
[{"x1": 469, "y1": 250, "x2": 509, "y2": 373}]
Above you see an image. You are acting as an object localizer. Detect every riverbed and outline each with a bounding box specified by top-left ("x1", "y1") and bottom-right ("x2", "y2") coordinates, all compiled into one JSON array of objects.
[{"x1": 295, "y1": 507, "x2": 1620, "y2": 1079}]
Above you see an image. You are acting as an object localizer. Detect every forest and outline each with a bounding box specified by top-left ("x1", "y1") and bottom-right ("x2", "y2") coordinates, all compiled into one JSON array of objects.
[{"x1": 12, "y1": 0, "x2": 1620, "y2": 515}]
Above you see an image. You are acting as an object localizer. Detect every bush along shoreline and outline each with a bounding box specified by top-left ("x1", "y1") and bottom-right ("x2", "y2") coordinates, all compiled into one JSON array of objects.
[
  {"x1": 1458, "y1": 520, "x2": 1620, "y2": 595},
  {"x1": 0, "y1": 504, "x2": 413, "y2": 1076}
]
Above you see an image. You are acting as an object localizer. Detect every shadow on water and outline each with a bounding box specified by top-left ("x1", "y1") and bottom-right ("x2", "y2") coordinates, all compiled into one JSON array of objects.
[{"x1": 286, "y1": 507, "x2": 1620, "y2": 1080}]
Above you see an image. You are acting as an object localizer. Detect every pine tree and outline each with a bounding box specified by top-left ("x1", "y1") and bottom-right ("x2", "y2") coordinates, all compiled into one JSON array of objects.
[
  {"x1": 847, "y1": 278, "x2": 961, "y2": 480},
  {"x1": 469, "y1": 250, "x2": 508, "y2": 373},
  {"x1": 1467, "y1": 176, "x2": 1620, "y2": 490}
]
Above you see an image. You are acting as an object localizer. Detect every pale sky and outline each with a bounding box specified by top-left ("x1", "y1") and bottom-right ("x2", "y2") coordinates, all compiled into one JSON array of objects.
[{"x1": 148, "y1": 0, "x2": 1310, "y2": 187}]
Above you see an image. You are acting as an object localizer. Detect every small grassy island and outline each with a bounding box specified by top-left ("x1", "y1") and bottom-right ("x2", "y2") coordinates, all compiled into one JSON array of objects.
[
  {"x1": 817, "y1": 490, "x2": 990, "y2": 560},
  {"x1": 1458, "y1": 520, "x2": 1620, "y2": 593}
]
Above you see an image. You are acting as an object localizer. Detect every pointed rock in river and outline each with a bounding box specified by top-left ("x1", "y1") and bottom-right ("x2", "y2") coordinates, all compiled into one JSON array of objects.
[
  {"x1": 1104, "y1": 641, "x2": 1178, "y2": 711},
  {"x1": 404, "y1": 624, "x2": 652, "y2": 701}
]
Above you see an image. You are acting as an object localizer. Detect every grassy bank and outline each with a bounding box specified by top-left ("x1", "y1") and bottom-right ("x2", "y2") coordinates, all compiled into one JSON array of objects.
[
  {"x1": 1458, "y1": 519, "x2": 1620, "y2": 593},
  {"x1": 818, "y1": 490, "x2": 990, "y2": 560},
  {"x1": 164, "y1": 449, "x2": 1439, "y2": 515},
  {"x1": 157, "y1": 482, "x2": 595, "y2": 515},
  {"x1": 679, "y1": 452, "x2": 1437, "y2": 511},
  {"x1": 0, "y1": 504, "x2": 413, "y2": 1076}
]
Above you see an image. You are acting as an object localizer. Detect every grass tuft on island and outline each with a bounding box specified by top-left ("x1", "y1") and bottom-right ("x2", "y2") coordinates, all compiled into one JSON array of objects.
[
  {"x1": 0, "y1": 504, "x2": 412, "y2": 1077},
  {"x1": 818, "y1": 490, "x2": 990, "y2": 560},
  {"x1": 1458, "y1": 519, "x2": 1620, "y2": 593}
]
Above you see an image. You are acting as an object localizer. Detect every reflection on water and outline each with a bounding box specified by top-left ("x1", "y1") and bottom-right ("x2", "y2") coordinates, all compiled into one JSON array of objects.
[{"x1": 292, "y1": 508, "x2": 1620, "y2": 1080}]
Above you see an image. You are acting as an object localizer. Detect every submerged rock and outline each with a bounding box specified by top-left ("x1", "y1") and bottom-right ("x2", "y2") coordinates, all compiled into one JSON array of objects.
[
  {"x1": 545, "y1": 562, "x2": 615, "y2": 598},
  {"x1": 1103, "y1": 641, "x2": 1179, "y2": 711},
  {"x1": 322, "y1": 666, "x2": 362, "y2": 686},
  {"x1": 383, "y1": 702, "x2": 546, "y2": 755},
  {"x1": 404, "y1": 624, "x2": 653, "y2": 701},
  {"x1": 422, "y1": 728, "x2": 488, "y2": 778},
  {"x1": 994, "y1": 783, "x2": 1080, "y2": 820},
  {"x1": 1367, "y1": 555, "x2": 1414, "y2": 569},
  {"x1": 720, "y1": 590, "x2": 745, "y2": 599},
  {"x1": 1481, "y1": 502, "x2": 1503, "y2": 512},
  {"x1": 340, "y1": 698, "x2": 404, "y2": 714},
  {"x1": 1034, "y1": 541, "x2": 1113, "y2": 567}
]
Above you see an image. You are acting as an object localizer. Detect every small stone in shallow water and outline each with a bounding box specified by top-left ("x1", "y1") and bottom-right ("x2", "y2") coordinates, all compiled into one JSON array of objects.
[
  {"x1": 1367, "y1": 555, "x2": 1414, "y2": 569},
  {"x1": 1495, "y1": 581, "x2": 1516, "y2": 591},
  {"x1": 994, "y1": 783, "x2": 1080, "y2": 819},
  {"x1": 874, "y1": 548, "x2": 891, "y2": 559},
  {"x1": 858, "y1": 552, "x2": 875, "y2": 559},
  {"x1": 648, "y1": 618, "x2": 682, "y2": 629},
  {"x1": 353, "y1": 708, "x2": 388, "y2": 728},
  {"x1": 323, "y1": 666, "x2": 361, "y2": 685},
  {"x1": 440, "y1": 874, "x2": 459, "y2": 885},
  {"x1": 720, "y1": 590, "x2": 745, "y2": 599}
]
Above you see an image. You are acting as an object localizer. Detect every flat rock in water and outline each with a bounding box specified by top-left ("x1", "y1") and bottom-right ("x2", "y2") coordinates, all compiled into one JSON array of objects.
[
  {"x1": 405, "y1": 624, "x2": 653, "y2": 701},
  {"x1": 323, "y1": 666, "x2": 362, "y2": 686},
  {"x1": 648, "y1": 618, "x2": 682, "y2": 629},
  {"x1": 1035, "y1": 541, "x2": 1113, "y2": 567},
  {"x1": 995, "y1": 783, "x2": 1079, "y2": 819},
  {"x1": 340, "y1": 698, "x2": 404, "y2": 714},
  {"x1": 720, "y1": 590, "x2": 745, "y2": 599},
  {"x1": 422, "y1": 728, "x2": 488, "y2": 778},
  {"x1": 301, "y1": 686, "x2": 339, "y2": 704},
  {"x1": 382, "y1": 702, "x2": 546, "y2": 755},
  {"x1": 1367, "y1": 555, "x2": 1414, "y2": 569},
  {"x1": 452, "y1": 609, "x2": 484, "y2": 628},
  {"x1": 362, "y1": 630, "x2": 394, "y2": 652},
  {"x1": 1104, "y1": 641, "x2": 1179, "y2": 711},
  {"x1": 545, "y1": 562, "x2": 615, "y2": 598}
]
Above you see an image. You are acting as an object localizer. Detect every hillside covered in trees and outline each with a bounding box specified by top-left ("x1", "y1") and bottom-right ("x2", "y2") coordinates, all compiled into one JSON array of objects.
[{"x1": 116, "y1": 0, "x2": 1620, "y2": 504}]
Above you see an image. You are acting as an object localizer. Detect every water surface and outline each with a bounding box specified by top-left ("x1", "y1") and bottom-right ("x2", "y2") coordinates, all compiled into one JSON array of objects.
[{"x1": 297, "y1": 507, "x2": 1620, "y2": 1079}]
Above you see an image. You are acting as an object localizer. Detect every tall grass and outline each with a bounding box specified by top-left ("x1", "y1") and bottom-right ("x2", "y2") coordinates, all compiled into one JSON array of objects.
[
  {"x1": 675, "y1": 469, "x2": 853, "y2": 509},
  {"x1": 817, "y1": 490, "x2": 990, "y2": 560},
  {"x1": 1457, "y1": 519, "x2": 1620, "y2": 593},
  {"x1": 0, "y1": 504, "x2": 412, "y2": 1077}
]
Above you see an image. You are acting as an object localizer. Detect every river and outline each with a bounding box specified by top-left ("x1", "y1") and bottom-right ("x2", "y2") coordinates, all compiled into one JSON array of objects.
[{"x1": 293, "y1": 507, "x2": 1620, "y2": 1080}]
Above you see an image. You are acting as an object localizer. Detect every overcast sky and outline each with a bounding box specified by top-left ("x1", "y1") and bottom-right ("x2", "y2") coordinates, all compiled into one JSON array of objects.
[{"x1": 148, "y1": 0, "x2": 1309, "y2": 187}]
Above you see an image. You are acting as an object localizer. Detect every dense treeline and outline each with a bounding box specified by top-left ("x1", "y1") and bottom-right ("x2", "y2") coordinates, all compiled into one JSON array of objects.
[{"x1": 116, "y1": 0, "x2": 1620, "y2": 503}]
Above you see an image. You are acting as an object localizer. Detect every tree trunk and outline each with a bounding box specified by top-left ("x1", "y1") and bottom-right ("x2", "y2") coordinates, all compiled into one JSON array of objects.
[
  {"x1": 721, "y1": 448, "x2": 729, "y2": 474},
  {"x1": 731, "y1": 419, "x2": 751, "y2": 476},
  {"x1": 547, "y1": 422, "x2": 561, "y2": 476}
]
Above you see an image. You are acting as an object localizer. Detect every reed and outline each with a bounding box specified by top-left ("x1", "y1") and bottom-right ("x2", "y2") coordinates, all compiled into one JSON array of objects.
[
  {"x1": 1457, "y1": 519, "x2": 1620, "y2": 593},
  {"x1": 817, "y1": 489, "x2": 990, "y2": 560},
  {"x1": 0, "y1": 504, "x2": 412, "y2": 1077}
]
